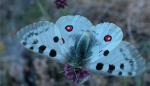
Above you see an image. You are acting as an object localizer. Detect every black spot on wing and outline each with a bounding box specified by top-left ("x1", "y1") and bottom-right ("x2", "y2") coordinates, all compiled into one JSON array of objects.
[
  {"x1": 35, "y1": 32, "x2": 38, "y2": 35},
  {"x1": 61, "y1": 37, "x2": 65, "y2": 44},
  {"x1": 22, "y1": 41, "x2": 27, "y2": 45},
  {"x1": 27, "y1": 32, "x2": 34, "y2": 38},
  {"x1": 103, "y1": 50, "x2": 109, "y2": 56},
  {"x1": 120, "y1": 63, "x2": 124, "y2": 70},
  {"x1": 118, "y1": 71, "x2": 122, "y2": 76},
  {"x1": 39, "y1": 45, "x2": 46, "y2": 53},
  {"x1": 108, "y1": 64, "x2": 115, "y2": 73},
  {"x1": 96, "y1": 63, "x2": 103, "y2": 70},
  {"x1": 32, "y1": 39, "x2": 38, "y2": 44},
  {"x1": 128, "y1": 72, "x2": 132, "y2": 76},
  {"x1": 49, "y1": 49, "x2": 57, "y2": 57},
  {"x1": 30, "y1": 46, "x2": 34, "y2": 50},
  {"x1": 53, "y1": 36, "x2": 59, "y2": 43}
]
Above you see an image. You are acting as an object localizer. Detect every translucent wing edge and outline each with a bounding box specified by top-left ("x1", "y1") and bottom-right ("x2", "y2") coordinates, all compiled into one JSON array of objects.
[
  {"x1": 122, "y1": 41, "x2": 146, "y2": 75},
  {"x1": 55, "y1": 15, "x2": 93, "y2": 27},
  {"x1": 16, "y1": 21, "x2": 53, "y2": 41}
]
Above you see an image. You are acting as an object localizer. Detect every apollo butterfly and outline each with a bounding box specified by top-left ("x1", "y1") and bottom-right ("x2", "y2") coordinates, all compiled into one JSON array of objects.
[{"x1": 16, "y1": 15, "x2": 145, "y2": 84}]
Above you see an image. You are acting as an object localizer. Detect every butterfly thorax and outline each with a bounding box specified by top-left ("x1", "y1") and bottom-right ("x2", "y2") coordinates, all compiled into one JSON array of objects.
[{"x1": 65, "y1": 31, "x2": 94, "y2": 67}]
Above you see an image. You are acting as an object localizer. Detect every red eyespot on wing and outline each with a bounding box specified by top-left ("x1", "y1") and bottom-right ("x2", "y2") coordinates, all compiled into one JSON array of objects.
[
  {"x1": 104, "y1": 35, "x2": 112, "y2": 42},
  {"x1": 65, "y1": 25, "x2": 73, "y2": 32}
]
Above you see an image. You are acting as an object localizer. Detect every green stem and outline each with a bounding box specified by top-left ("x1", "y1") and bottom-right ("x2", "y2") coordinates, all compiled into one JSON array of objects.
[
  {"x1": 123, "y1": 77, "x2": 128, "y2": 86},
  {"x1": 36, "y1": 0, "x2": 50, "y2": 20}
]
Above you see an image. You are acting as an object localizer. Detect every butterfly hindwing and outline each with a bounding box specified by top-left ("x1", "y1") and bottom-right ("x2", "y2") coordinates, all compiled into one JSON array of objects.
[
  {"x1": 17, "y1": 21, "x2": 65, "y2": 62},
  {"x1": 86, "y1": 41, "x2": 145, "y2": 76}
]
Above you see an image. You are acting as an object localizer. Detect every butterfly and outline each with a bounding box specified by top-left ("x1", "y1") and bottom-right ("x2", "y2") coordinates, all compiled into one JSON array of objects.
[{"x1": 16, "y1": 15, "x2": 145, "y2": 83}]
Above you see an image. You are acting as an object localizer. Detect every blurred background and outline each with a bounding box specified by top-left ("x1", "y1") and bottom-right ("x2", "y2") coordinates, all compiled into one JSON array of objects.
[{"x1": 0, "y1": 0, "x2": 150, "y2": 86}]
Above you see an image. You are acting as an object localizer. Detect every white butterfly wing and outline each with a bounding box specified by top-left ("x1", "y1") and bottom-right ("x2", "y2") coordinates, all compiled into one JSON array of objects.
[
  {"x1": 89, "y1": 23, "x2": 123, "y2": 62},
  {"x1": 55, "y1": 15, "x2": 93, "y2": 53},
  {"x1": 16, "y1": 21, "x2": 65, "y2": 62},
  {"x1": 86, "y1": 41, "x2": 145, "y2": 76}
]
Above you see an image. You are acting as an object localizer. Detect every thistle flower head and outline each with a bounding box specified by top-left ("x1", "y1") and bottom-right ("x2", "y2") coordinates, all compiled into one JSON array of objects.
[
  {"x1": 54, "y1": 0, "x2": 68, "y2": 9},
  {"x1": 64, "y1": 64, "x2": 90, "y2": 83}
]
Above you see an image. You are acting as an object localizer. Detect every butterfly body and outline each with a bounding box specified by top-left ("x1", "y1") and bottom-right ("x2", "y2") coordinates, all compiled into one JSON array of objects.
[
  {"x1": 65, "y1": 31, "x2": 95, "y2": 68},
  {"x1": 16, "y1": 15, "x2": 145, "y2": 83},
  {"x1": 63, "y1": 32, "x2": 93, "y2": 83}
]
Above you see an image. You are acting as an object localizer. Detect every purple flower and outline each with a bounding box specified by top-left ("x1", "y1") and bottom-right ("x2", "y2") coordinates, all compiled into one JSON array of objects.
[
  {"x1": 64, "y1": 64, "x2": 90, "y2": 83},
  {"x1": 54, "y1": 0, "x2": 68, "y2": 9}
]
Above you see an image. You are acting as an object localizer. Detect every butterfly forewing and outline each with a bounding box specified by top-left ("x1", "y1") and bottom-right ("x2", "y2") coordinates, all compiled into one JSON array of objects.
[
  {"x1": 86, "y1": 41, "x2": 145, "y2": 76},
  {"x1": 55, "y1": 15, "x2": 93, "y2": 54},
  {"x1": 17, "y1": 21, "x2": 65, "y2": 62},
  {"x1": 89, "y1": 23, "x2": 123, "y2": 63}
]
